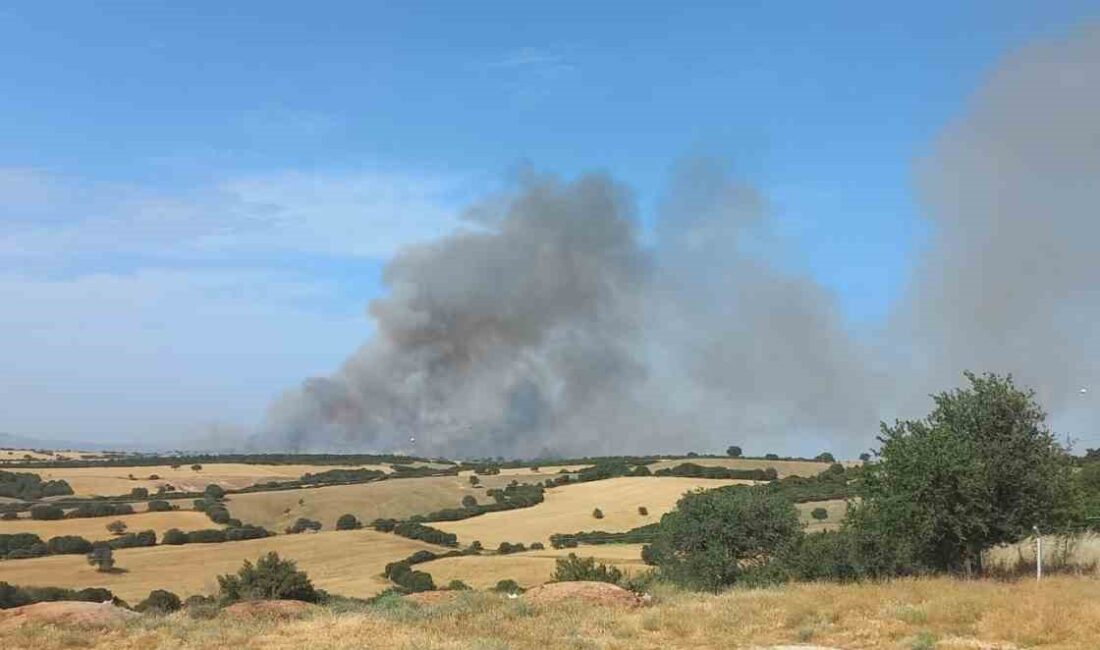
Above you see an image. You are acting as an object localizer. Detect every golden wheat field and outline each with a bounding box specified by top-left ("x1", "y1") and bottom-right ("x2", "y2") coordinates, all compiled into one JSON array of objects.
[
  {"x1": 32, "y1": 463, "x2": 393, "y2": 497},
  {"x1": 432, "y1": 477, "x2": 745, "y2": 548},
  {"x1": 0, "y1": 529, "x2": 439, "y2": 603},
  {"x1": 0, "y1": 510, "x2": 219, "y2": 542},
  {"x1": 421, "y1": 544, "x2": 647, "y2": 589},
  {"x1": 6, "y1": 576, "x2": 1100, "y2": 649},
  {"x1": 224, "y1": 471, "x2": 553, "y2": 532},
  {"x1": 225, "y1": 475, "x2": 511, "y2": 532}
]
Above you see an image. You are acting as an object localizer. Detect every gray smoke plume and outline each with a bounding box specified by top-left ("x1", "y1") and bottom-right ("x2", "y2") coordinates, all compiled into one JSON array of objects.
[
  {"x1": 262, "y1": 25, "x2": 1100, "y2": 456},
  {"x1": 261, "y1": 165, "x2": 877, "y2": 457},
  {"x1": 894, "y1": 24, "x2": 1100, "y2": 437}
]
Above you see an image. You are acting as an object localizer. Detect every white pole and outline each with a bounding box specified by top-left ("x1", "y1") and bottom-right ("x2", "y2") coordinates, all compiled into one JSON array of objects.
[{"x1": 1034, "y1": 525, "x2": 1042, "y2": 581}]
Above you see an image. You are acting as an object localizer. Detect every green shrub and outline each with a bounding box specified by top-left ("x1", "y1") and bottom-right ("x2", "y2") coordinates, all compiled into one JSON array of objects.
[
  {"x1": 493, "y1": 579, "x2": 524, "y2": 594},
  {"x1": 136, "y1": 589, "x2": 182, "y2": 614},
  {"x1": 204, "y1": 484, "x2": 226, "y2": 500},
  {"x1": 185, "y1": 529, "x2": 227, "y2": 544},
  {"x1": 46, "y1": 535, "x2": 93, "y2": 555},
  {"x1": 647, "y1": 486, "x2": 801, "y2": 591},
  {"x1": 371, "y1": 518, "x2": 397, "y2": 532},
  {"x1": 162, "y1": 528, "x2": 187, "y2": 545},
  {"x1": 530, "y1": 542, "x2": 545, "y2": 550},
  {"x1": 811, "y1": 507, "x2": 829, "y2": 521},
  {"x1": 108, "y1": 530, "x2": 156, "y2": 549},
  {"x1": 497, "y1": 541, "x2": 526, "y2": 554},
  {"x1": 638, "y1": 506, "x2": 649, "y2": 515},
  {"x1": 217, "y1": 552, "x2": 319, "y2": 603},
  {"x1": 461, "y1": 495, "x2": 478, "y2": 508},
  {"x1": 29, "y1": 504, "x2": 64, "y2": 521},
  {"x1": 0, "y1": 533, "x2": 45, "y2": 557},
  {"x1": 146, "y1": 500, "x2": 175, "y2": 512},
  {"x1": 446, "y1": 579, "x2": 471, "y2": 590},
  {"x1": 0, "y1": 470, "x2": 73, "y2": 500},
  {"x1": 335, "y1": 514, "x2": 362, "y2": 531},
  {"x1": 592, "y1": 508, "x2": 604, "y2": 519},
  {"x1": 552, "y1": 553, "x2": 623, "y2": 584},
  {"x1": 107, "y1": 520, "x2": 127, "y2": 536},
  {"x1": 285, "y1": 518, "x2": 322, "y2": 534},
  {"x1": 130, "y1": 487, "x2": 149, "y2": 498}
]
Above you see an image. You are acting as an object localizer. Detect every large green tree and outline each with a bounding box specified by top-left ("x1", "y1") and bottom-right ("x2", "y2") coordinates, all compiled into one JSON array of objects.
[
  {"x1": 645, "y1": 486, "x2": 801, "y2": 591},
  {"x1": 850, "y1": 372, "x2": 1075, "y2": 576}
]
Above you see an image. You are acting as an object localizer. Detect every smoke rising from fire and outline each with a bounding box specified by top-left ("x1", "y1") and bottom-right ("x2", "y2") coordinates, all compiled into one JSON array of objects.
[{"x1": 260, "y1": 25, "x2": 1100, "y2": 456}]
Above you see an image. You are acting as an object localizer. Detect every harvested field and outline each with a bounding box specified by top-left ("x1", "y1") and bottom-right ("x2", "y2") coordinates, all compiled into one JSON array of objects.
[
  {"x1": 433, "y1": 477, "x2": 744, "y2": 547},
  {"x1": 0, "y1": 510, "x2": 219, "y2": 541},
  {"x1": 33, "y1": 463, "x2": 392, "y2": 497},
  {"x1": 421, "y1": 544, "x2": 647, "y2": 589},
  {"x1": 0, "y1": 529, "x2": 437, "y2": 602},
  {"x1": 225, "y1": 475, "x2": 513, "y2": 532}
]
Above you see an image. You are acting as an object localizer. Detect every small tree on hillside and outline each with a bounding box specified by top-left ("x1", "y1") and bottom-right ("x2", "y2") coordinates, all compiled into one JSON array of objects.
[
  {"x1": 811, "y1": 507, "x2": 829, "y2": 521},
  {"x1": 814, "y1": 452, "x2": 836, "y2": 463},
  {"x1": 217, "y1": 552, "x2": 318, "y2": 603},
  {"x1": 592, "y1": 508, "x2": 604, "y2": 519},
  {"x1": 106, "y1": 520, "x2": 127, "y2": 536},
  {"x1": 468, "y1": 475, "x2": 480, "y2": 486},
  {"x1": 86, "y1": 545, "x2": 115, "y2": 573},
  {"x1": 849, "y1": 372, "x2": 1076, "y2": 577},
  {"x1": 726, "y1": 445, "x2": 743, "y2": 458},
  {"x1": 461, "y1": 495, "x2": 478, "y2": 508},
  {"x1": 204, "y1": 484, "x2": 226, "y2": 500}
]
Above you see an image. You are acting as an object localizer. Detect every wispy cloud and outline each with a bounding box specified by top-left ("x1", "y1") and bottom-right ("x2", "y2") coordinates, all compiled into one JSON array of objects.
[{"x1": 0, "y1": 167, "x2": 471, "y2": 267}]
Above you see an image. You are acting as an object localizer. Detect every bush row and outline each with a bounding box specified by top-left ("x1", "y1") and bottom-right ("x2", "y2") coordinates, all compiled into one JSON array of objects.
[
  {"x1": 653, "y1": 462, "x2": 778, "y2": 481},
  {"x1": 162, "y1": 525, "x2": 272, "y2": 545},
  {"x1": 549, "y1": 523, "x2": 660, "y2": 549},
  {"x1": 370, "y1": 519, "x2": 458, "y2": 547},
  {"x1": 0, "y1": 469, "x2": 73, "y2": 500}
]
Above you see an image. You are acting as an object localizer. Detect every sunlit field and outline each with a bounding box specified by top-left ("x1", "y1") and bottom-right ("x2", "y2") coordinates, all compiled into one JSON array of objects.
[
  {"x1": 0, "y1": 510, "x2": 219, "y2": 542},
  {"x1": 30, "y1": 463, "x2": 395, "y2": 497},
  {"x1": 0, "y1": 529, "x2": 438, "y2": 603},
  {"x1": 433, "y1": 477, "x2": 746, "y2": 548}
]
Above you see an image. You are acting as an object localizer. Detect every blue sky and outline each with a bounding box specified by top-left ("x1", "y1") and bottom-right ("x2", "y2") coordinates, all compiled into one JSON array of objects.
[{"x1": 1, "y1": 1, "x2": 1097, "y2": 445}]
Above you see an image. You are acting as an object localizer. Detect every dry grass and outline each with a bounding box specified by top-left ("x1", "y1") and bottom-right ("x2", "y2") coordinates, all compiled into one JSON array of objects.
[
  {"x1": 226, "y1": 475, "x2": 523, "y2": 532},
  {"x1": 422, "y1": 544, "x2": 647, "y2": 589},
  {"x1": 0, "y1": 529, "x2": 437, "y2": 603},
  {"x1": 33, "y1": 463, "x2": 392, "y2": 497},
  {"x1": 796, "y1": 499, "x2": 848, "y2": 532},
  {"x1": 433, "y1": 477, "x2": 745, "y2": 548},
  {"x1": 6, "y1": 576, "x2": 1100, "y2": 648},
  {"x1": 648, "y1": 457, "x2": 837, "y2": 478},
  {"x1": 0, "y1": 510, "x2": 219, "y2": 542}
]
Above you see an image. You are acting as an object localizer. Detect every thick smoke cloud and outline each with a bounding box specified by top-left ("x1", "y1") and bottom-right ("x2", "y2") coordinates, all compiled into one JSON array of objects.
[
  {"x1": 261, "y1": 25, "x2": 1100, "y2": 457},
  {"x1": 261, "y1": 165, "x2": 876, "y2": 456}
]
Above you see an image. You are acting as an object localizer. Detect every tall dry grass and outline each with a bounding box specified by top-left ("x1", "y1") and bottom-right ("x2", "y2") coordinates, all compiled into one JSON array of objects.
[{"x1": 7, "y1": 575, "x2": 1100, "y2": 649}]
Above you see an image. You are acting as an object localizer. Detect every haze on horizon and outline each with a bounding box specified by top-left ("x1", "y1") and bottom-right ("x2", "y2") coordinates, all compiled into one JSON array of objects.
[{"x1": 1, "y1": 3, "x2": 1098, "y2": 458}]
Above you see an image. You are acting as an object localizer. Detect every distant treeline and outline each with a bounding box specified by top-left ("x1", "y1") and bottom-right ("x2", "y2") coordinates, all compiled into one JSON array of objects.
[
  {"x1": 550, "y1": 523, "x2": 660, "y2": 548},
  {"x1": 5, "y1": 452, "x2": 442, "y2": 470},
  {"x1": 653, "y1": 462, "x2": 778, "y2": 481}
]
